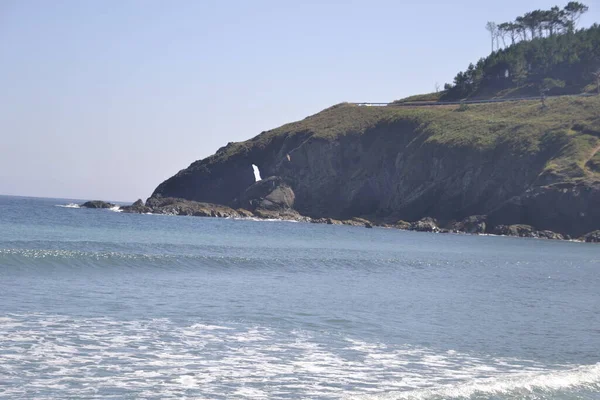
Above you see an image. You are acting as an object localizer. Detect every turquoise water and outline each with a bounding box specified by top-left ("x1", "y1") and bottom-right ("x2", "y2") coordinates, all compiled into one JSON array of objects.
[{"x1": 1, "y1": 195, "x2": 599, "y2": 399}]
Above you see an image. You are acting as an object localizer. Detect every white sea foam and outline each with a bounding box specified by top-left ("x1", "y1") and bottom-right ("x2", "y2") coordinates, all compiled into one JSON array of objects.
[
  {"x1": 55, "y1": 203, "x2": 80, "y2": 208},
  {"x1": 0, "y1": 314, "x2": 597, "y2": 399},
  {"x1": 352, "y1": 363, "x2": 600, "y2": 400},
  {"x1": 56, "y1": 203, "x2": 122, "y2": 212},
  {"x1": 232, "y1": 217, "x2": 300, "y2": 223}
]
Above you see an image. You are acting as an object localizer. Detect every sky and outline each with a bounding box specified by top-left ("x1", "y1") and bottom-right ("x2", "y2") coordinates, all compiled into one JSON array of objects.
[{"x1": 1, "y1": 0, "x2": 598, "y2": 201}]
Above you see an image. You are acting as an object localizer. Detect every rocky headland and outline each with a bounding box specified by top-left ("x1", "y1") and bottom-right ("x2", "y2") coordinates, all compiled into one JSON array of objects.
[
  {"x1": 84, "y1": 95, "x2": 600, "y2": 243},
  {"x1": 81, "y1": 20, "x2": 600, "y2": 243}
]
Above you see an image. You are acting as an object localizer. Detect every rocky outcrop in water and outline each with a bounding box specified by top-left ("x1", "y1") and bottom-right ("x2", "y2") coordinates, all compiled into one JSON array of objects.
[
  {"x1": 580, "y1": 230, "x2": 600, "y2": 243},
  {"x1": 491, "y1": 224, "x2": 564, "y2": 240},
  {"x1": 82, "y1": 197, "x2": 591, "y2": 239},
  {"x1": 143, "y1": 197, "x2": 247, "y2": 218},
  {"x1": 409, "y1": 217, "x2": 440, "y2": 233},
  {"x1": 120, "y1": 199, "x2": 151, "y2": 214},
  {"x1": 450, "y1": 215, "x2": 487, "y2": 234},
  {"x1": 81, "y1": 200, "x2": 115, "y2": 209},
  {"x1": 118, "y1": 197, "x2": 303, "y2": 221}
]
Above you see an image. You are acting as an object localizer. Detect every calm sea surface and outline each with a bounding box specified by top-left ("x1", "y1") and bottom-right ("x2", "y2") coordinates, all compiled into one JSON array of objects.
[{"x1": 0, "y1": 195, "x2": 599, "y2": 399}]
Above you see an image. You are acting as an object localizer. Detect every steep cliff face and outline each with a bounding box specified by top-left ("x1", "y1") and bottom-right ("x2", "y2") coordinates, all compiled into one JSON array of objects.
[{"x1": 151, "y1": 97, "x2": 600, "y2": 236}]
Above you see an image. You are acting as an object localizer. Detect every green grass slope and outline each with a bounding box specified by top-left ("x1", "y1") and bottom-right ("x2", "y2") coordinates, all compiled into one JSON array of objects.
[{"x1": 252, "y1": 96, "x2": 600, "y2": 182}]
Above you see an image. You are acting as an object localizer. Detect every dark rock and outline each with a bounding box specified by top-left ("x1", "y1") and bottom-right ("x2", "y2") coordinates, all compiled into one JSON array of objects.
[
  {"x1": 394, "y1": 220, "x2": 412, "y2": 230},
  {"x1": 488, "y1": 182, "x2": 600, "y2": 238},
  {"x1": 143, "y1": 197, "x2": 247, "y2": 218},
  {"x1": 410, "y1": 217, "x2": 439, "y2": 232},
  {"x1": 341, "y1": 219, "x2": 364, "y2": 227},
  {"x1": 492, "y1": 224, "x2": 564, "y2": 240},
  {"x1": 580, "y1": 230, "x2": 600, "y2": 243},
  {"x1": 253, "y1": 208, "x2": 310, "y2": 222},
  {"x1": 492, "y1": 224, "x2": 536, "y2": 237},
  {"x1": 347, "y1": 217, "x2": 373, "y2": 228},
  {"x1": 151, "y1": 146, "x2": 256, "y2": 208},
  {"x1": 311, "y1": 217, "x2": 343, "y2": 225},
  {"x1": 234, "y1": 176, "x2": 295, "y2": 212},
  {"x1": 81, "y1": 200, "x2": 115, "y2": 209},
  {"x1": 450, "y1": 215, "x2": 487, "y2": 234},
  {"x1": 235, "y1": 209, "x2": 255, "y2": 218},
  {"x1": 121, "y1": 199, "x2": 151, "y2": 214},
  {"x1": 536, "y1": 230, "x2": 565, "y2": 240}
]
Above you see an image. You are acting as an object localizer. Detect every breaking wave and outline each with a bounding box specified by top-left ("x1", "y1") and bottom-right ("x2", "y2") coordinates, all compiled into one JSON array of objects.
[
  {"x1": 55, "y1": 204, "x2": 121, "y2": 212},
  {"x1": 354, "y1": 364, "x2": 600, "y2": 400},
  {"x1": 55, "y1": 203, "x2": 80, "y2": 208}
]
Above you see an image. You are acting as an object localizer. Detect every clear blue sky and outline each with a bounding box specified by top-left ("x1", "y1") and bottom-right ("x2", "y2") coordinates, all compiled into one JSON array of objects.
[{"x1": 1, "y1": 0, "x2": 598, "y2": 201}]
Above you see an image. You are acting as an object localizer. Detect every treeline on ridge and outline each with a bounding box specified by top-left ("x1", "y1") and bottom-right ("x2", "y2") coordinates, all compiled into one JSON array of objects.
[{"x1": 441, "y1": 2, "x2": 600, "y2": 101}]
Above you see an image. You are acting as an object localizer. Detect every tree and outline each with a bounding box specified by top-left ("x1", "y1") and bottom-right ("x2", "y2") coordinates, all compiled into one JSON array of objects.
[
  {"x1": 497, "y1": 23, "x2": 508, "y2": 48},
  {"x1": 515, "y1": 17, "x2": 528, "y2": 41},
  {"x1": 540, "y1": 10, "x2": 553, "y2": 37},
  {"x1": 486, "y1": 22, "x2": 497, "y2": 53},
  {"x1": 547, "y1": 6, "x2": 565, "y2": 36},
  {"x1": 564, "y1": 2, "x2": 589, "y2": 32},
  {"x1": 522, "y1": 12, "x2": 539, "y2": 39},
  {"x1": 530, "y1": 10, "x2": 546, "y2": 38},
  {"x1": 442, "y1": 13, "x2": 600, "y2": 102},
  {"x1": 501, "y1": 22, "x2": 519, "y2": 45}
]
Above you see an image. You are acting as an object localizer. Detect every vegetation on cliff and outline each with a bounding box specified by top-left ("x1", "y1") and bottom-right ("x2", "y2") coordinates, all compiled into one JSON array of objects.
[
  {"x1": 242, "y1": 96, "x2": 600, "y2": 185},
  {"x1": 441, "y1": 3, "x2": 599, "y2": 100}
]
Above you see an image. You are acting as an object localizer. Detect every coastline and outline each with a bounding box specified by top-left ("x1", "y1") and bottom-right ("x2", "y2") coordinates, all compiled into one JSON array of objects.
[{"x1": 78, "y1": 198, "x2": 600, "y2": 243}]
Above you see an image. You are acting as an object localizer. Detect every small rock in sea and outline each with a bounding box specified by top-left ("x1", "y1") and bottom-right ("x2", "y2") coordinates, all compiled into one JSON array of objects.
[
  {"x1": 580, "y1": 230, "x2": 600, "y2": 243},
  {"x1": 394, "y1": 220, "x2": 412, "y2": 230},
  {"x1": 80, "y1": 200, "x2": 115, "y2": 209},
  {"x1": 121, "y1": 199, "x2": 151, "y2": 214},
  {"x1": 492, "y1": 224, "x2": 563, "y2": 240},
  {"x1": 410, "y1": 217, "x2": 439, "y2": 233},
  {"x1": 450, "y1": 215, "x2": 487, "y2": 234}
]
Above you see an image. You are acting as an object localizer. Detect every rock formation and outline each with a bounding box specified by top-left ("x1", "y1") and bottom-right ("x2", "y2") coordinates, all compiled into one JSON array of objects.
[
  {"x1": 140, "y1": 98, "x2": 600, "y2": 240},
  {"x1": 81, "y1": 200, "x2": 115, "y2": 209}
]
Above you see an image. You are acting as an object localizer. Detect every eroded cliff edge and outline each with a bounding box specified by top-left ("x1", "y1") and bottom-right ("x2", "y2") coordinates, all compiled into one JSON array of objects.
[{"x1": 150, "y1": 97, "x2": 600, "y2": 237}]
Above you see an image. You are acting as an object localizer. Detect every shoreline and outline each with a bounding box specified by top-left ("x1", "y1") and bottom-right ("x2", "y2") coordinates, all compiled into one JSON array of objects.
[{"x1": 76, "y1": 199, "x2": 600, "y2": 244}]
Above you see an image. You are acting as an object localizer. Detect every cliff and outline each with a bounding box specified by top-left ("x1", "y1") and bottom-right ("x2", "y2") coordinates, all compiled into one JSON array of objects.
[{"x1": 151, "y1": 96, "x2": 600, "y2": 237}]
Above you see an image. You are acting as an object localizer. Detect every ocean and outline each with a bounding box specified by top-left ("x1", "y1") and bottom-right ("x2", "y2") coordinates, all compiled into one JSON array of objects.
[{"x1": 0, "y1": 194, "x2": 599, "y2": 399}]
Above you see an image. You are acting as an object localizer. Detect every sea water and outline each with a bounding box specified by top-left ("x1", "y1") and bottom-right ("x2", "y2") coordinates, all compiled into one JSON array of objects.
[{"x1": 0, "y1": 195, "x2": 599, "y2": 399}]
